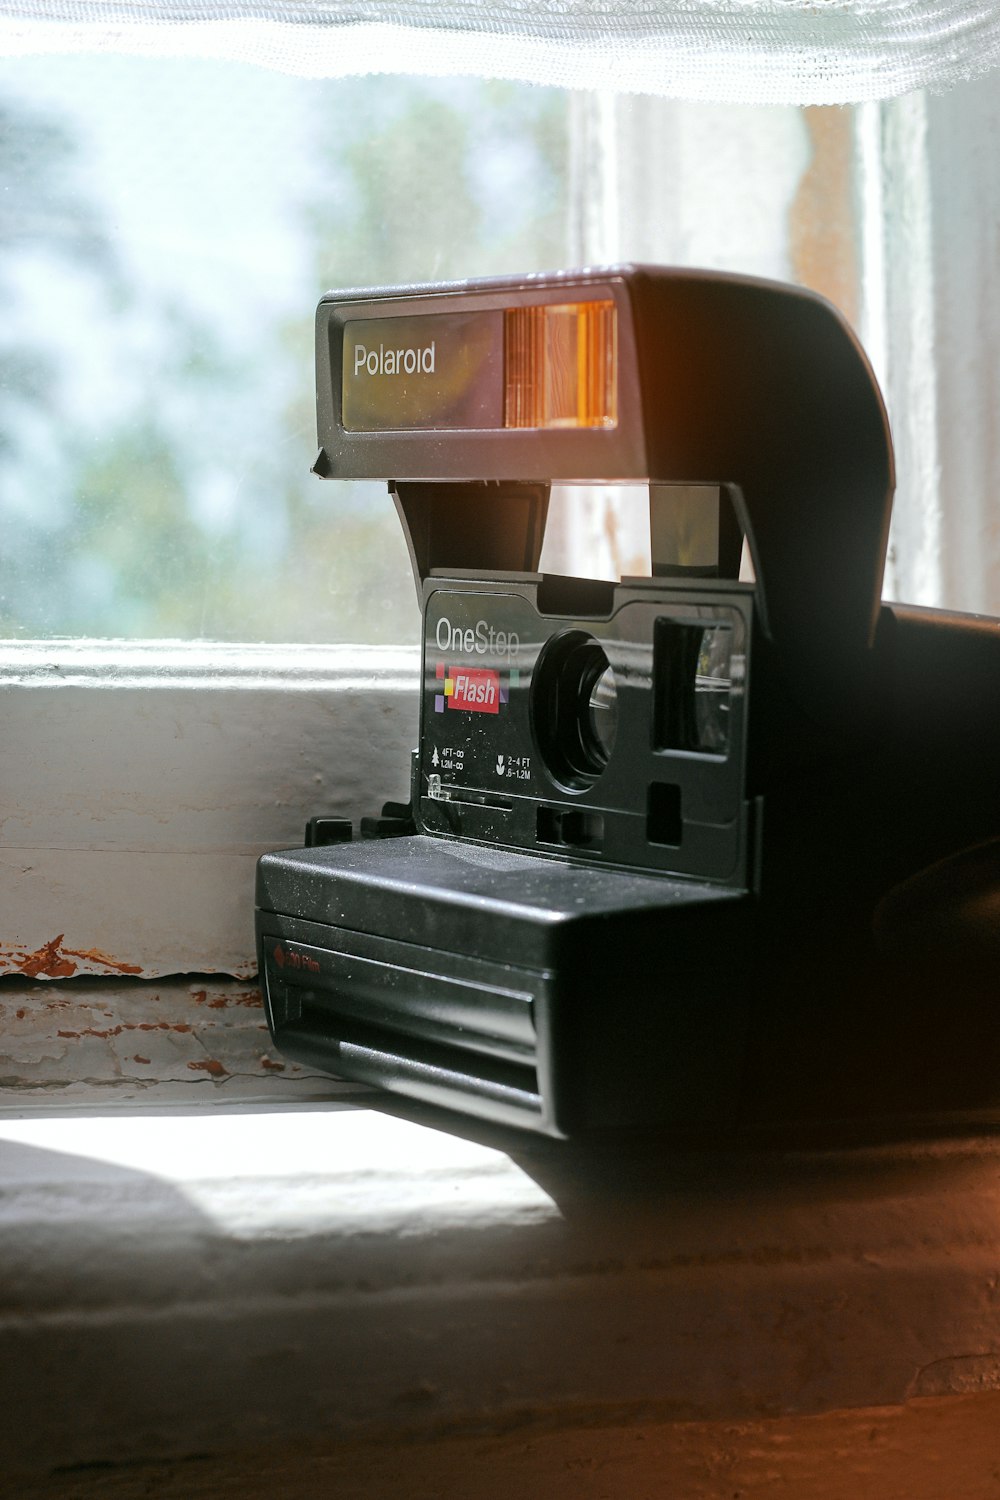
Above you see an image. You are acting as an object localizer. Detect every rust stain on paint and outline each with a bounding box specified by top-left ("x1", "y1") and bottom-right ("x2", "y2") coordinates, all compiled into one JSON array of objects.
[
  {"x1": 2, "y1": 935, "x2": 143, "y2": 979},
  {"x1": 65, "y1": 945, "x2": 143, "y2": 975},
  {"x1": 133, "y1": 1055, "x2": 151, "y2": 1065},
  {"x1": 191, "y1": 989, "x2": 263, "y2": 1010},
  {"x1": 55, "y1": 1022, "x2": 198, "y2": 1040},
  {"x1": 15, "y1": 936, "x2": 77, "y2": 979},
  {"x1": 187, "y1": 1058, "x2": 227, "y2": 1077},
  {"x1": 260, "y1": 1056, "x2": 286, "y2": 1071}
]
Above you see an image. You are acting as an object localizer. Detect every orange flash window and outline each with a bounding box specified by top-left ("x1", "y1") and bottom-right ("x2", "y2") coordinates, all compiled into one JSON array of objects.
[{"x1": 504, "y1": 300, "x2": 617, "y2": 430}]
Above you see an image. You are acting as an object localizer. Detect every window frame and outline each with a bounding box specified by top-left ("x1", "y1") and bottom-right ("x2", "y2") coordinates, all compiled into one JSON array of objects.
[{"x1": 0, "y1": 641, "x2": 417, "y2": 979}]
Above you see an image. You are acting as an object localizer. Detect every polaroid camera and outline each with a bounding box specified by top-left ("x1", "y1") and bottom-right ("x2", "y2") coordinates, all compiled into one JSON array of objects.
[{"x1": 256, "y1": 267, "x2": 1000, "y2": 1137}]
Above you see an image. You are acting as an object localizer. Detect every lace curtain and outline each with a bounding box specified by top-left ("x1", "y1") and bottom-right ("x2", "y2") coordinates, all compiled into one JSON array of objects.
[{"x1": 0, "y1": 1, "x2": 998, "y2": 103}]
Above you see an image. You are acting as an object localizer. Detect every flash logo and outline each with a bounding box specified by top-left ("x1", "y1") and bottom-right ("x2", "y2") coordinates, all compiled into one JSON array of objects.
[
  {"x1": 435, "y1": 663, "x2": 506, "y2": 715},
  {"x1": 449, "y1": 671, "x2": 500, "y2": 713},
  {"x1": 453, "y1": 673, "x2": 496, "y2": 707}
]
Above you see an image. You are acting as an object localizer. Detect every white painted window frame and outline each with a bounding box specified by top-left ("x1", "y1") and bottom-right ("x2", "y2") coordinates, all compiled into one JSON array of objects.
[
  {"x1": 1, "y1": 81, "x2": 995, "y2": 983},
  {"x1": 874, "y1": 75, "x2": 1000, "y2": 617},
  {"x1": 0, "y1": 642, "x2": 417, "y2": 978}
]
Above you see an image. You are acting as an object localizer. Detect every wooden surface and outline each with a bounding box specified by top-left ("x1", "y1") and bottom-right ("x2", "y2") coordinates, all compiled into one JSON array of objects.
[
  {"x1": 11, "y1": 1394, "x2": 1000, "y2": 1498},
  {"x1": 3, "y1": 1098, "x2": 1000, "y2": 1491}
]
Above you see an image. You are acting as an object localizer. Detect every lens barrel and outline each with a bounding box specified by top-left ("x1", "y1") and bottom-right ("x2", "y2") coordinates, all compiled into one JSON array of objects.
[{"x1": 533, "y1": 631, "x2": 618, "y2": 790}]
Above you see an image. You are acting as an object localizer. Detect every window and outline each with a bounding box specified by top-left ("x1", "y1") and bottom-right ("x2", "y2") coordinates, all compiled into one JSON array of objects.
[
  {"x1": 1, "y1": 19, "x2": 997, "y2": 982},
  {"x1": 0, "y1": 60, "x2": 572, "y2": 643},
  {"x1": 1, "y1": 64, "x2": 879, "y2": 642}
]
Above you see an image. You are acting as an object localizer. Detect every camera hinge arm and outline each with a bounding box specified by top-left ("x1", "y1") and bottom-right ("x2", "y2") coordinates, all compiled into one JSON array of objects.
[{"x1": 389, "y1": 480, "x2": 550, "y2": 597}]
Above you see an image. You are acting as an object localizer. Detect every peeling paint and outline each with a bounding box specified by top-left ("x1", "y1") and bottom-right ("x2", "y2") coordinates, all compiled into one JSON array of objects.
[
  {"x1": 0, "y1": 976, "x2": 354, "y2": 1104},
  {"x1": 1, "y1": 935, "x2": 143, "y2": 980},
  {"x1": 190, "y1": 988, "x2": 263, "y2": 1010},
  {"x1": 55, "y1": 1022, "x2": 198, "y2": 1040},
  {"x1": 69, "y1": 945, "x2": 144, "y2": 975},
  {"x1": 14, "y1": 936, "x2": 77, "y2": 979}
]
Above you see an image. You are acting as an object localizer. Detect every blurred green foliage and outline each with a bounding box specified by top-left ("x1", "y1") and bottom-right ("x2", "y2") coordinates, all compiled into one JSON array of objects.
[{"x1": 0, "y1": 74, "x2": 570, "y2": 642}]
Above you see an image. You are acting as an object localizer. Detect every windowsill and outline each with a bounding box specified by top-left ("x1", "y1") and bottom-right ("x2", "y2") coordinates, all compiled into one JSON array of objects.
[{"x1": 5, "y1": 1029, "x2": 1000, "y2": 1489}]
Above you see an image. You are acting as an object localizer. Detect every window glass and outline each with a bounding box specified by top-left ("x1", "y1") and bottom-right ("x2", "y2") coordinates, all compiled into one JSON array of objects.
[
  {"x1": 0, "y1": 61, "x2": 858, "y2": 641},
  {"x1": 546, "y1": 98, "x2": 858, "y2": 585},
  {"x1": 0, "y1": 59, "x2": 570, "y2": 642}
]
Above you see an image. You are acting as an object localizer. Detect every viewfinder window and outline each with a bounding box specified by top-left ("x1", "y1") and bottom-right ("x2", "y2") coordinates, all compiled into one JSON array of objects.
[{"x1": 653, "y1": 618, "x2": 740, "y2": 757}]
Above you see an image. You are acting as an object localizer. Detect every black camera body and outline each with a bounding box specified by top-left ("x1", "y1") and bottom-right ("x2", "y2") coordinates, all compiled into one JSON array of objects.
[{"x1": 256, "y1": 266, "x2": 1000, "y2": 1136}]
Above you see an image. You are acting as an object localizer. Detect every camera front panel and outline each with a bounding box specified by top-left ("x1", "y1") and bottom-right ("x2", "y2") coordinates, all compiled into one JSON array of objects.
[{"x1": 418, "y1": 579, "x2": 753, "y2": 885}]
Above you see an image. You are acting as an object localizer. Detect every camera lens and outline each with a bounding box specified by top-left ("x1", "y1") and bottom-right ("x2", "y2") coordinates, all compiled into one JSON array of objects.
[
  {"x1": 587, "y1": 661, "x2": 618, "y2": 763},
  {"x1": 533, "y1": 631, "x2": 618, "y2": 790}
]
